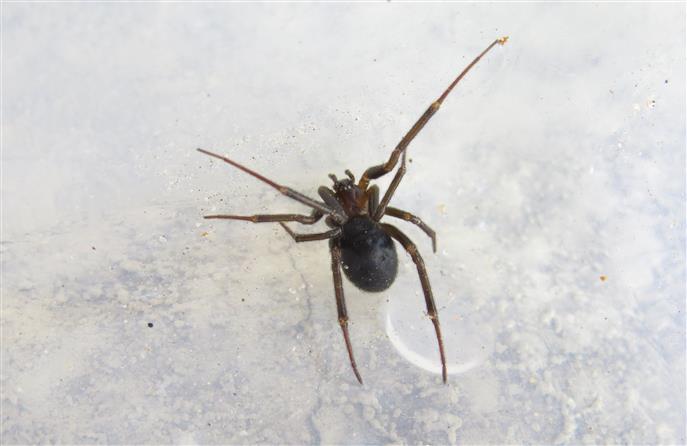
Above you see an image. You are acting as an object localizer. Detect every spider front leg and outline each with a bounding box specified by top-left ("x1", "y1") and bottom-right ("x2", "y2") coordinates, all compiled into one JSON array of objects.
[
  {"x1": 357, "y1": 36, "x2": 508, "y2": 191},
  {"x1": 197, "y1": 148, "x2": 334, "y2": 216},
  {"x1": 330, "y1": 239, "x2": 364, "y2": 384},
  {"x1": 380, "y1": 223, "x2": 447, "y2": 383},
  {"x1": 205, "y1": 208, "x2": 324, "y2": 224},
  {"x1": 366, "y1": 185, "x2": 380, "y2": 216},
  {"x1": 372, "y1": 150, "x2": 407, "y2": 221}
]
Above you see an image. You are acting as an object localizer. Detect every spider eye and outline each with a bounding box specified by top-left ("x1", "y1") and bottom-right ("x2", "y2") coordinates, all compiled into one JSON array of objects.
[{"x1": 334, "y1": 178, "x2": 354, "y2": 192}]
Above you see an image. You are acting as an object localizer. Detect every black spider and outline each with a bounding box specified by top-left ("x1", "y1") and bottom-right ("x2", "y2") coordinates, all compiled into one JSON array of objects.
[{"x1": 198, "y1": 37, "x2": 507, "y2": 384}]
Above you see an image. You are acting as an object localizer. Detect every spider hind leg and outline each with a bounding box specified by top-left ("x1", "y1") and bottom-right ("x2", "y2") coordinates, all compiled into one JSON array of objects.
[{"x1": 380, "y1": 223, "x2": 448, "y2": 383}]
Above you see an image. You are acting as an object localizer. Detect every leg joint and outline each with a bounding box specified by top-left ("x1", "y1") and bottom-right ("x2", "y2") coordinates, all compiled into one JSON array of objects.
[{"x1": 406, "y1": 243, "x2": 418, "y2": 256}]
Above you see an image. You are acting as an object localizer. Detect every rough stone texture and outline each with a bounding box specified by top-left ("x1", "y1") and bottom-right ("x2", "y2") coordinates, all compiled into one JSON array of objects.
[{"x1": 2, "y1": 3, "x2": 685, "y2": 444}]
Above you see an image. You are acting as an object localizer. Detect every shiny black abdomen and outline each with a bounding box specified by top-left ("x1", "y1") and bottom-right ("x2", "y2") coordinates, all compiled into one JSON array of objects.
[{"x1": 339, "y1": 216, "x2": 398, "y2": 292}]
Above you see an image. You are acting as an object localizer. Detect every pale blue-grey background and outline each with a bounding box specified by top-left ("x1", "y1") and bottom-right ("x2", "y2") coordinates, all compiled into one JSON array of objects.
[{"x1": 2, "y1": 3, "x2": 685, "y2": 444}]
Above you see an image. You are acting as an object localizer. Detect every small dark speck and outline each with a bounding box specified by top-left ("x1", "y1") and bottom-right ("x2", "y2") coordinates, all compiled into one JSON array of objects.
[
  {"x1": 148, "y1": 322, "x2": 154, "y2": 328},
  {"x1": 665, "y1": 79, "x2": 669, "y2": 84},
  {"x1": 207, "y1": 423, "x2": 211, "y2": 427},
  {"x1": 91, "y1": 246, "x2": 96, "y2": 250},
  {"x1": 241, "y1": 298, "x2": 245, "y2": 302}
]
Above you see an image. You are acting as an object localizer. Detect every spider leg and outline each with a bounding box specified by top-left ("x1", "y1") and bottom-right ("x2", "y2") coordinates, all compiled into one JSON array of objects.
[
  {"x1": 197, "y1": 148, "x2": 334, "y2": 216},
  {"x1": 380, "y1": 223, "x2": 447, "y2": 383},
  {"x1": 382, "y1": 207, "x2": 436, "y2": 253},
  {"x1": 358, "y1": 37, "x2": 508, "y2": 190},
  {"x1": 372, "y1": 150, "x2": 407, "y2": 221},
  {"x1": 367, "y1": 185, "x2": 380, "y2": 216},
  {"x1": 204, "y1": 208, "x2": 324, "y2": 225},
  {"x1": 279, "y1": 223, "x2": 341, "y2": 243},
  {"x1": 318, "y1": 186, "x2": 347, "y2": 218},
  {"x1": 330, "y1": 239, "x2": 364, "y2": 384}
]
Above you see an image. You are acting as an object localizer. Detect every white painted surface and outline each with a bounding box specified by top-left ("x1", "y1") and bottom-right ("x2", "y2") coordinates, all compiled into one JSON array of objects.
[{"x1": 2, "y1": 3, "x2": 685, "y2": 444}]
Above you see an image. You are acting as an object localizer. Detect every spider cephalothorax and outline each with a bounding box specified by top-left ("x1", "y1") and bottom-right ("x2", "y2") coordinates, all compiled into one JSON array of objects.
[
  {"x1": 199, "y1": 36, "x2": 507, "y2": 384},
  {"x1": 330, "y1": 172, "x2": 367, "y2": 217}
]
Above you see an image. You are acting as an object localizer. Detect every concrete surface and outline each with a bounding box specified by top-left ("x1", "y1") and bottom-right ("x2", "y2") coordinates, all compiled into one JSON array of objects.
[{"x1": 2, "y1": 3, "x2": 685, "y2": 444}]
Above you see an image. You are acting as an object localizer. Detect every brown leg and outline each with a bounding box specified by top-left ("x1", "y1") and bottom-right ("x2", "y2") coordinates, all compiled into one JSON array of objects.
[
  {"x1": 205, "y1": 208, "x2": 323, "y2": 224},
  {"x1": 367, "y1": 185, "x2": 380, "y2": 215},
  {"x1": 279, "y1": 223, "x2": 341, "y2": 243},
  {"x1": 197, "y1": 148, "x2": 333, "y2": 216},
  {"x1": 372, "y1": 150, "x2": 407, "y2": 221},
  {"x1": 382, "y1": 207, "x2": 437, "y2": 253},
  {"x1": 380, "y1": 223, "x2": 447, "y2": 383},
  {"x1": 358, "y1": 37, "x2": 508, "y2": 190},
  {"x1": 330, "y1": 239, "x2": 363, "y2": 384},
  {"x1": 318, "y1": 186, "x2": 346, "y2": 219}
]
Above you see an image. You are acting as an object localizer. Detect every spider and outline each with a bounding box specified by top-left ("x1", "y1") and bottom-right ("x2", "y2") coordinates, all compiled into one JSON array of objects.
[{"x1": 198, "y1": 37, "x2": 507, "y2": 384}]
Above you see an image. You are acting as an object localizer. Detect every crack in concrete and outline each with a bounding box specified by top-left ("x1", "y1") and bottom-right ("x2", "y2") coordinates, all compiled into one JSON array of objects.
[{"x1": 283, "y1": 244, "x2": 324, "y2": 445}]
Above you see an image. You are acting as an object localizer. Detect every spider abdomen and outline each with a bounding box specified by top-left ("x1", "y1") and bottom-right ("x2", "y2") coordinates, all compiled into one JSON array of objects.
[{"x1": 339, "y1": 216, "x2": 398, "y2": 292}]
